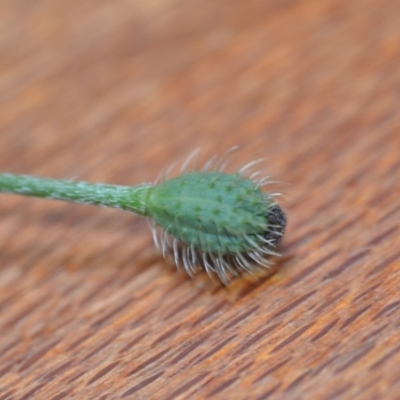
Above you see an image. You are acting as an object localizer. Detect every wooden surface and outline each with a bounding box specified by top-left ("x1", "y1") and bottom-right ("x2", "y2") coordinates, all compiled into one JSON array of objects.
[{"x1": 1, "y1": 0, "x2": 400, "y2": 399}]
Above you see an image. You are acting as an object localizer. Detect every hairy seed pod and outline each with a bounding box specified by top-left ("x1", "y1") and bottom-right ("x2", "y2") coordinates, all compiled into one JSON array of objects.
[
  {"x1": 148, "y1": 171, "x2": 277, "y2": 254},
  {"x1": 147, "y1": 160, "x2": 286, "y2": 284}
]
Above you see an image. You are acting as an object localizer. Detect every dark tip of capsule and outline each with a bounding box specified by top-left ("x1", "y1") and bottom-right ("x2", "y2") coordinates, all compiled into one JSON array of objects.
[{"x1": 264, "y1": 204, "x2": 286, "y2": 245}]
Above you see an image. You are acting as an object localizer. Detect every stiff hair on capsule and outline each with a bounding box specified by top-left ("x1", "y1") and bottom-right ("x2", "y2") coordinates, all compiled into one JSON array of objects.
[{"x1": 146, "y1": 147, "x2": 286, "y2": 285}]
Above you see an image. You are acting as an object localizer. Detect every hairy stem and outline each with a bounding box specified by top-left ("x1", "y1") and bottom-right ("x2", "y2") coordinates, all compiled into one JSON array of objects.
[{"x1": 0, "y1": 173, "x2": 152, "y2": 216}]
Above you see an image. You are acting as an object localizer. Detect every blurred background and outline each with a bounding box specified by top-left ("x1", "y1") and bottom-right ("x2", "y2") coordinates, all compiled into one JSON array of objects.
[
  {"x1": 5, "y1": 0, "x2": 396, "y2": 182},
  {"x1": 1, "y1": 0, "x2": 400, "y2": 399}
]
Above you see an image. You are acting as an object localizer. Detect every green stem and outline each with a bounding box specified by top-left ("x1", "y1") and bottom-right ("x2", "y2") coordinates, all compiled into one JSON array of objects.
[{"x1": 0, "y1": 173, "x2": 152, "y2": 216}]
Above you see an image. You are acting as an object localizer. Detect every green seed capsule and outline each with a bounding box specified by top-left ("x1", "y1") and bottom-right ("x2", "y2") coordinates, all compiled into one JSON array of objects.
[
  {"x1": 146, "y1": 168, "x2": 286, "y2": 284},
  {"x1": 147, "y1": 171, "x2": 271, "y2": 254}
]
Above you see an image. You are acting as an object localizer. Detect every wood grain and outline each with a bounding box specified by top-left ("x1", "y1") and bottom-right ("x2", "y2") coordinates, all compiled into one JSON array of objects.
[{"x1": 1, "y1": 0, "x2": 400, "y2": 399}]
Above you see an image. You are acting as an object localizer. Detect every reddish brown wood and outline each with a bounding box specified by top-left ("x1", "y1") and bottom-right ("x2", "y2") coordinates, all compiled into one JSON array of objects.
[{"x1": 1, "y1": 0, "x2": 400, "y2": 399}]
